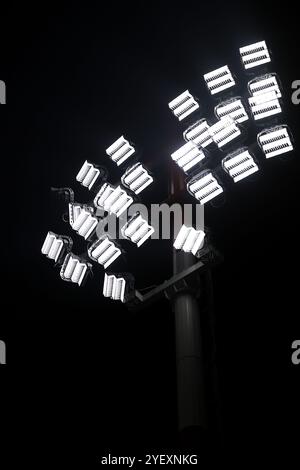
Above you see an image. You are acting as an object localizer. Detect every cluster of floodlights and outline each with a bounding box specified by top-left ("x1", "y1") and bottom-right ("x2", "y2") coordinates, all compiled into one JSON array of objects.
[
  {"x1": 169, "y1": 40, "x2": 294, "y2": 206},
  {"x1": 42, "y1": 40, "x2": 294, "y2": 302}
]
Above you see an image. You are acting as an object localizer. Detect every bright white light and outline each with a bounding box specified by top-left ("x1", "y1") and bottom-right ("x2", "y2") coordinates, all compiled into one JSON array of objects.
[
  {"x1": 209, "y1": 117, "x2": 241, "y2": 148},
  {"x1": 168, "y1": 90, "x2": 199, "y2": 121},
  {"x1": 121, "y1": 163, "x2": 153, "y2": 195},
  {"x1": 121, "y1": 213, "x2": 154, "y2": 247},
  {"x1": 60, "y1": 253, "x2": 89, "y2": 286},
  {"x1": 215, "y1": 97, "x2": 249, "y2": 124},
  {"x1": 69, "y1": 206, "x2": 98, "y2": 240},
  {"x1": 173, "y1": 225, "x2": 205, "y2": 256},
  {"x1": 204, "y1": 66, "x2": 235, "y2": 95},
  {"x1": 94, "y1": 183, "x2": 133, "y2": 217},
  {"x1": 68, "y1": 203, "x2": 82, "y2": 227},
  {"x1": 106, "y1": 136, "x2": 135, "y2": 166},
  {"x1": 171, "y1": 141, "x2": 205, "y2": 173},
  {"x1": 41, "y1": 232, "x2": 65, "y2": 262},
  {"x1": 183, "y1": 119, "x2": 213, "y2": 148},
  {"x1": 240, "y1": 40, "x2": 271, "y2": 69},
  {"x1": 187, "y1": 170, "x2": 223, "y2": 205},
  {"x1": 88, "y1": 237, "x2": 121, "y2": 269},
  {"x1": 222, "y1": 148, "x2": 258, "y2": 182},
  {"x1": 248, "y1": 74, "x2": 281, "y2": 98},
  {"x1": 257, "y1": 125, "x2": 293, "y2": 158},
  {"x1": 248, "y1": 90, "x2": 281, "y2": 120},
  {"x1": 76, "y1": 160, "x2": 100, "y2": 190},
  {"x1": 103, "y1": 273, "x2": 126, "y2": 302}
]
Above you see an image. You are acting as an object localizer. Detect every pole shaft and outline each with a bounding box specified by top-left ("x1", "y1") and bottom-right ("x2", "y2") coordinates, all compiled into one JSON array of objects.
[{"x1": 173, "y1": 251, "x2": 206, "y2": 432}]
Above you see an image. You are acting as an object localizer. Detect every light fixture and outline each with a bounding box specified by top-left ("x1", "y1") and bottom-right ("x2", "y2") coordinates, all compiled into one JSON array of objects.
[
  {"x1": 248, "y1": 73, "x2": 281, "y2": 98},
  {"x1": 69, "y1": 205, "x2": 98, "y2": 240},
  {"x1": 168, "y1": 90, "x2": 199, "y2": 121},
  {"x1": 171, "y1": 141, "x2": 205, "y2": 173},
  {"x1": 88, "y1": 236, "x2": 121, "y2": 269},
  {"x1": 257, "y1": 125, "x2": 294, "y2": 158},
  {"x1": 121, "y1": 163, "x2": 153, "y2": 195},
  {"x1": 60, "y1": 253, "x2": 90, "y2": 286},
  {"x1": 41, "y1": 231, "x2": 71, "y2": 262},
  {"x1": 173, "y1": 225, "x2": 205, "y2": 256},
  {"x1": 94, "y1": 183, "x2": 133, "y2": 217},
  {"x1": 68, "y1": 203, "x2": 83, "y2": 227},
  {"x1": 106, "y1": 136, "x2": 135, "y2": 166},
  {"x1": 209, "y1": 117, "x2": 241, "y2": 148},
  {"x1": 76, "y1": 160, "x2": 101, "y2": 190},
  {"x1": 239, "y1": 40, "x2": 271, "y2": 69},
  {"x1": 204, "y1": 65, "x2": 235, "y2": 95},
  {"x1": 183, "y1": 119, "x2": 213, "y2": 148},
  {"x1": 187, "y1": 170, "x2": 223, "y2": 205},
  {"x1": 103, "y1": 273, "x2": 127, "y2": 302},
  {"x1": 222, "y1": 148, "x2": 258, "y2": 182},
  {"x1": 214, "y1": 97, "x2": 249, "y2": 124},
  {"x1": 121, "y1": 212, "x2": 154, "y2": 247},
  {"x1": 248, "y1": 90, "x2": 281, "y2": 120}
]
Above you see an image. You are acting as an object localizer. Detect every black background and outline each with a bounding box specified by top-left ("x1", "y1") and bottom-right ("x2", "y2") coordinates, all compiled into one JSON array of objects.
[{"x1": 1, "y1": 2, "x2": 299, "y2": 466}]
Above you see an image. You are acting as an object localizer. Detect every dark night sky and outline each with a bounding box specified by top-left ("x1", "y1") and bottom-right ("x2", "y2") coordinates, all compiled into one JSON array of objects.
[{"x1": 1, "y1": 2, "x2": 299, "y2": 465}]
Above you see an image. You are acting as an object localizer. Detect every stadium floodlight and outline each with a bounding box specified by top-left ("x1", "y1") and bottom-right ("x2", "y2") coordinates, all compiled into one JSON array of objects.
[
  {"x1": 248, "y1": 73, "x2": 281, "y2": 98},
  {"x1": 69, "y1": 205, "x2": 98, "y2": 240},
  {"x1": 239, "y1": 40, "x2": 271, "y2": 69},
  {"x1": 103, "y1": 273, "x2": 127, "y2": 302},
  {"x1": 183, "y1": 119, "x2": 213, "y2": 148},
  {"x1": 222, "y1": 148, "x2": 258, "y2": 182},
  {"x1": 209, "y1": 117, "x2": 241, "y2": 148},
  {"x1": 187, "y1": 169, "x2": 223, "y2": 205},
  {"x1": 257, "y1": 125, "x2": 294, "y2": 158},
  {"x1": 248, "y1": 90, "x2": 281, "y2": 120},
  {"x1": 106, "y1": 136, "x2": 135, "y2": 166},
  {"x1": 171, "y1": 141, "x2": 205, "y2": 173},
  {"x1": 121, "y1": 163, "x2": 153, "y2": 195},
  {"x1": 60, "y1": 253, "x2": 90, "y2": 286},
  {"x1": 94, "y1": 183, "x2": 133, "y2": 217},
  {"x1": 214, "y1": 97, "x2": 249, "y2": 124},
  {"x1": 168, "y1": 90, "x2": 199, "y2": 121},
  {"x1": 76, "y1": 160, "x2": 100, "y2": 190},
  {"x1": 204, "y1": 65, "x2": 235, "y2": 95},
  {"x1": 88, "y1": 236, "x2": 121, "y2": 269},
  {"x1": 173, "y1": 224, "x2": 205, "y2": 256},
  {"x1": 121, "y1": 212, "x2": 154, "y2": 247},
  {"x1": 41, "y1": 231, "x2": 71, "y2": 262}
]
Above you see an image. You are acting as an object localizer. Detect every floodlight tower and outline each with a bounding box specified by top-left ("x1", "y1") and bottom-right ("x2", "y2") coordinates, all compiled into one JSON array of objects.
[{"x1": 42, "y1": 39, "x2": 295, "y2": 448}]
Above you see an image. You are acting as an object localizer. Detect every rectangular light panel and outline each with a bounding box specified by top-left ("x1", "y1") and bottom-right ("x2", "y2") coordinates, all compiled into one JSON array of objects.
[
  {"x1": 168, "y1": 90, "x2": 199, "y2": 121},
  {"x1": 209, "y1": 117, "x2": 241, "y2": 148},
  {"x1": 121, "y1": 163, "x2": 153, "y2": 195},
  {"x1": 60, "y1": 253, "x2": 88, "y2": 286},
  {"x1": 41, "y1": 231, "x2": 64, "y2": 262},
  {"x1": 88, "y1": 237, "x2": 121, "y2": 269},
  {"x1": 223, "y1": 149, "x2": 258, "y2": 182},
  {"x1": 248, "y1": 74, "x2": 281, "y2": 98},
  {"x1": 103, "y1": 273, "x2": 126, "y2": 302},
  {"x1": 122, "y1": 213, "x2": 154, "y2": 247},
  {"x1": 173, "y1": 224, "x2": 205, "y2": 256},
  {"x1": 187, "y1": 171, "x2": 223, "y2": 205},
  {"x1": 240, "y1": 41, "x2": 271, "y2": 69},
  {"x1": 171, "y1": 141, "x2": 205, "y2": 173},
  {"x1": 94, "y1": 183, "x2": 133, "y2": 217},
  {"x1": 106, "y1": 136, "x2": 135, "y2": 166},
  {"x1": 248, "y1": 90, "x2": 281, "y2": 120},
  {"x1": 183, "y1": 119, "x2": 213, "y2": 148},
  {"x1": 258, "y1": 125, "x2": 294, "y2": 158},
  {"x1": 76, "y1": 160, "x2": 100, "y2": 190},
  {"x1": 215, "y1": 98, "x2": 249, "y2": 123},
  {"x1": 204, "y1": 66, "x2": 235, "y2": 95}
]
